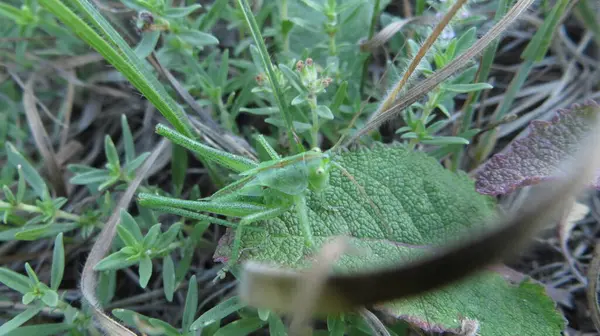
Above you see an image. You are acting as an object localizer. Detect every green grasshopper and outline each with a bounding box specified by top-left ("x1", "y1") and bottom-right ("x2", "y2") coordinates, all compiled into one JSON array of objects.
[{"x1": 138, "y1": 124, "x2": 377, "y2": 276}]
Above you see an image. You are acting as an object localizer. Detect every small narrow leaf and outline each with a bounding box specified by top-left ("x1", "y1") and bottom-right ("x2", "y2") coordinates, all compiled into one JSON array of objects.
[
  {"x1": 178, "y1": 29, "x2": 219, "y2": 46},
  {"x1": 41, "y1": 289, "x2": 59, "y2": 307},
  {"x1": 124, "y1": 152, "x2": 150, "y2": 175},
  {"x1": 291, "y1": 94, "x2": 307, "y2": 106},
  {"x1": 120, "y1": 209, "x2": 144, "y2": 241},
  {"x1": 172, "y1": 143, "x2": 188, "y2": 196},
  {"x1": 164, "y1": 4, "x2": 202, "y2": 18},
  {"x1": 0, "y1": 307, "x2": 43, "y2": 335},
  {"x1": 104, "y1": 135, "x2": 120, "y2": 168},
  {"x1": 117, "y1": 224, "x2": 140, "y2": 248},
  {"x1": 6, "y1": 142, "x2": 48, "y2": 197},
  {"x1": 157, "y1": 223, "x2": 181, "y2": 249},
  {"x1": 69, "y1": 169, "x2": 111, "y2": 185},
  {"x1": 24, "y1": 263, "x2": 39, "y2": 284},
  {"x1": 121, "y1": 114, "x2": 136, "y2": 163},
  {"x1": 50, "y1": 233, "x2": 64, "y2": 290},
  {"x1": 316, "y1": 105, "x2": 334, "y2": 120},
  {"x1": 97, "y1": 270, "x2": 117, "y2": 307},
  {"x1": 94, "y1": 250, "x2": 137, "y2": 271},
  {"x1": 213, "y1": 317, "x2": 266, "y2": 336},
  {"x1": 134, "y1": 31, "x2": 160, "y2": 59},
  {"x1": 444, "y1": 82, "x2": 493, "y2": 93},
  {"x1": 22, "y1": 292, "x2": 36, "y2": 305},
  {"x1": 112, "y1": 308, "x2": 152, "y2": 328},
  {"x1": 9, "y1": 223, "x2": 79, "y2": 241},
  {"x1": 138, "y1": 255, "x2": 152, "y2": 288},
  {"x1": 421, "y1": 136, "x2": 469, "y2": 145},
  {"x1": 16, "y1": 166, "x2": 26, "y2": 204},
  {"x1": 182, "y1": 275, "x2": 198, "y2": 331},
  {"x1": 3, "y1": 323, "x2": 72, "y2": 336},
  {"x1": 148, "y1": 318, "x2": 180, "y2": 336},
  {"x1": 191, "y1": 296, "x2": 246, "y2": 330},
  {"x1": 454, "y1": 27, "x2": 477, "y2": 57},
  {"x1": 239, "y1": 107, "x2": 278, "y2": 115},
  {"x1": 142, "y1": 224, "x2": 161, "y2": 247},
  {"x1": 278, "y1": 64, "x2": 304, "y2": 93},
  {"x1": 330, "y1": 81, "x2": 348, "y2": 115},
  {"x1": 0, "y1": 267, "x2": 32, "y2": 294},
  {"x1": 0, "y1": 3, "x2": 23, "y2": 22},
  {"x1": 162, "y1": 256, "x2": 176, "y2": 302}
]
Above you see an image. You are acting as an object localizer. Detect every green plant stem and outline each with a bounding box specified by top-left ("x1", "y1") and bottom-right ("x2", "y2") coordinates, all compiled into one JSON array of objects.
[
  {"x1": 217, "y1": 97, "x2": 234, "y2": 133},
  {"x1": 237, "y1": 0, "x2": 300, "y2": 152},
  {"x1": 416, "y1": 0, "x2": 426, "y2": 15},
  {"x1": 328, "y1": 33, "x2": 337, "y2": 56},
  {"x1": 360, "y1": 0, "x2": 381, "y2": 95},
  {"x1": 0, "y1": 200, "x2": 80, "y2": 222},
  {"x1": 449, "y1": 0, "x2": 511, "y2": 171},
  {"x1": 574, "y1": 0, "x2": 600, "y2": 47},
  {"x1": 474, "y1": 59, "x2": 534, "y2": 163},
  {"x1": 306, "y1": 93, "x2": 320, "y2": 147},
  {"x1": 280, "y1": 0, "x2": 289, "y2": 53}
]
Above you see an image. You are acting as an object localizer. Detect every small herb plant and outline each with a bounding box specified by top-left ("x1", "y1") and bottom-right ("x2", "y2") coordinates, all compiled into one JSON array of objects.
[{"x1": 0, "y1": 0, "x2": 596, "y2": 335}]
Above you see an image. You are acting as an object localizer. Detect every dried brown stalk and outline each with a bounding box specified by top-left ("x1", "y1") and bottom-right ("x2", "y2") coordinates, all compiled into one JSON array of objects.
[
  {"x1": 80, "y1": 139, "x2": 168, "y2": 335},
  {"x1": 345, "y1": 0, "x2": 536, "y2": 146},
  {"x1": 22, "y1": 74, "x2": 68, "y2": 197},
  {"x1": 372, "y1": 0, "x2": 468, "y2": 121}
]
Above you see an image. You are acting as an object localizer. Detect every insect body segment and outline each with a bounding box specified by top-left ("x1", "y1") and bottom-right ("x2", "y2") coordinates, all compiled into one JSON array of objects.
[{"x1": 140, "y1": 125, "x2": 335, "y2": 276}]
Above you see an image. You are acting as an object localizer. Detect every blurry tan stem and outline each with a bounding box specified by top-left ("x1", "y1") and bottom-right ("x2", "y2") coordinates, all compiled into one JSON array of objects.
[
  {"x1": 371, "y1": 0, "x2": 467, "y2": 121},
  {"x1": 345, "y1": 0, "x2": 535, "y2": 146},
  {"x1": 80, "y1": 139, "x2": 167, "y2": 336},
  {"x1": 289, "y1": 237, "x2": 350, "y2": 335},
  {"x1": 22, "y1": 74, "x2": 68, "y2": 197}
]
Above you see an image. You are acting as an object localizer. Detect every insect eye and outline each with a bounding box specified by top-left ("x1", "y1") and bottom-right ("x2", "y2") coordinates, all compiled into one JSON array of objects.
[{"x1": 316, "y1": 168, "x2": 324, "y2": 175}]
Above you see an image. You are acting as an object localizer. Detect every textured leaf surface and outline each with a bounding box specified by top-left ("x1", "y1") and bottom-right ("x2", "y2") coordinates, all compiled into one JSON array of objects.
[
  {"x1": 214, "y1": 144, "x2": 564, "y2": 335},
  {"x1": 476, "y1": 102, "x2": 600, "y2": 195}
]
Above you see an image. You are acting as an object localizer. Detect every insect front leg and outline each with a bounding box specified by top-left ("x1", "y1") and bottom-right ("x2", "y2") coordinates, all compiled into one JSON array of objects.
[
  {"x1": 218, "y1": 205, "x2": 290, "y2": 280},
  {"x1": 292, "y1": 194, "x2": 316, "y2": 248}
]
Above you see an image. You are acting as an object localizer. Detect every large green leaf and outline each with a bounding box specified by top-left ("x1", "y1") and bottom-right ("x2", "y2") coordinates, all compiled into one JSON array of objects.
[{"x1": 215, "y1": 144, "x2": 564, "y2": 335}]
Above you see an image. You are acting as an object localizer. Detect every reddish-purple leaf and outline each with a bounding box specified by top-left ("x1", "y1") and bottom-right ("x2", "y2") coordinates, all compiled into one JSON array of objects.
[{"x1": 476, "y1": 101, "x2": 600, "y2": 195}]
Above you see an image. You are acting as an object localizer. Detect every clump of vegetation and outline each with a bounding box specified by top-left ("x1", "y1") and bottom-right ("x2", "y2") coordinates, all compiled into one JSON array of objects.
[{"x1": 1, "y1": 0, "x2": 599, "y2": 335}]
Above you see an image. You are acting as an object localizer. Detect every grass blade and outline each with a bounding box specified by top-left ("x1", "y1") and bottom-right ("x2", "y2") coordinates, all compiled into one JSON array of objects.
[
  {"x1": 236, "y1": 0, "x2": 300, "y2": 152},
  {"x1": 38, "y1": 0, "x2": 195, "y2": 138}
]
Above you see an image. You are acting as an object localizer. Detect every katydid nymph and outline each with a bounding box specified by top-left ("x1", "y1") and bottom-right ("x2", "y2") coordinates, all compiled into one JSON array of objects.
[{"x1": 138, "y1": 124, "x2": 377, "y2": 277}]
